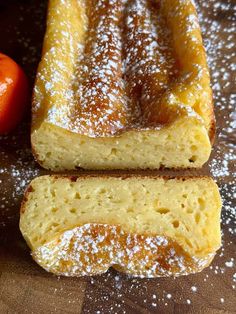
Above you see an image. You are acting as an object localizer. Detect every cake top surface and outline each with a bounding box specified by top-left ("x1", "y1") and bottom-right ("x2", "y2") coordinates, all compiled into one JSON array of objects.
[{"x1": 33, "y1": 0, "x2": 214, "y2": 138}]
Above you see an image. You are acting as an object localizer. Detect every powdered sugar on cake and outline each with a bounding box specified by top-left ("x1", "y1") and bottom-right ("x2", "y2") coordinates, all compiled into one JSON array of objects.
[
  {"x1": 34, "y1": 223, "x2": 213, "y2": 277},
  {"x1": 33, "y1": 0, "x2": 210, "y2": 137}
]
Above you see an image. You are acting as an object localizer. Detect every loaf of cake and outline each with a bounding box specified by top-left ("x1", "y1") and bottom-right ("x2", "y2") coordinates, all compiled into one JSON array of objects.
[
  {"x1": 20, "y1": 175, "x2": 221, "y2": 277},
  {"x1": 32, "y1": 0, "x2": 214, "y2": 170}
]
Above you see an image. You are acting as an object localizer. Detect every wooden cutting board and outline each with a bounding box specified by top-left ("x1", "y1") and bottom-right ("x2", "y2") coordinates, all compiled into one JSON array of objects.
[{"x1": 0, "y1": 1, "x2": 235, "y2": 313}]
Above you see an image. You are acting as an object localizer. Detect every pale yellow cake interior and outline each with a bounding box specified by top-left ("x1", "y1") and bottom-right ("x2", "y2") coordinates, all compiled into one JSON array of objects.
[
  {"x1": 32, "y1": 118, "x2": 211, "y2": 170},
  {"x1": 20, "y1": 176, "x2": 222, "y2": 259}
]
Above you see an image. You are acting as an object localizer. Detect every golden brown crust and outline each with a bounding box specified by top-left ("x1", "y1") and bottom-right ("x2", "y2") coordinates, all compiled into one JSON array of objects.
[
  {"x1": 209, "y1": 109, "x2": 216, "y2": 144},
  {"x1": 20, "y1": 185, "x2": 35, "y2": 214},
  {"x1": 32, "y1": 223, "x2": 215, "y2": 278}
]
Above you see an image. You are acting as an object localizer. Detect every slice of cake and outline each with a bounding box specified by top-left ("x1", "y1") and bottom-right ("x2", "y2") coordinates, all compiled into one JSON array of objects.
[
  {"x1": 20, "y1": 175, "x2": 222, "y2": 277},
  {"x1": 32, "y1": 0, "x2": 214, "y2": 170}
]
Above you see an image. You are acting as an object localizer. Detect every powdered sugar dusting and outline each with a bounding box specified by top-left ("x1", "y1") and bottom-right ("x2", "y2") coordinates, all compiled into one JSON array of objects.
[
  {"x1": 33, "y1": 0, "x2": 212, "y2": 137},
  {"x1": 0, "y1": 132, "x2": 41, "y2": 227},
  {"x1": 34, "y1": 223, "x2": 213, "y2": 278}
]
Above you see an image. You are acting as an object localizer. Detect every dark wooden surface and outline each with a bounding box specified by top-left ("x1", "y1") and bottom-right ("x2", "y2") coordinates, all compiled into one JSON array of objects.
[{"x1": 0, "y1": 1, "x2": 235, "y2": 313}]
